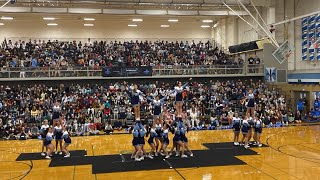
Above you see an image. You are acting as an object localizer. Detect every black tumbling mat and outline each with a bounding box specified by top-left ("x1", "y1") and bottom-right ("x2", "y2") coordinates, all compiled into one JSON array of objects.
[
  {"x1": 49, "y1": 156, "x2": 94, "y2": 167},
  {"x1": 16, "y1": 150, "x2": 87, "y2": 161},
  {"x1": 15, "y1": 142, "x2": 268, "y2": 174},
  {"x1": 92, "y1": 154, "x2": 169, "y2": 174}
]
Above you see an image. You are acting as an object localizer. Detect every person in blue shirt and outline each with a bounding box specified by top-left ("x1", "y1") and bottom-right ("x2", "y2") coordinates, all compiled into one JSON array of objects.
[
  {"x1": 31, "y1": 58, "x2": 38, "y2": 68},
  {"x1": 297, "y1": 99, "x2": 304, "y2": 112},
  {"x1": 310, "y1": 108, "x2": 320, "y2": 119}
]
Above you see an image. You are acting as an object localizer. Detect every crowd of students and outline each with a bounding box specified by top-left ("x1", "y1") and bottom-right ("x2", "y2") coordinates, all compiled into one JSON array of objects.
[
  {"x1": 0, "y1": 78, "x2": 308, "y2": 141},
  {"x1": 0, "y1": 38, "x2": 242, "y2": 69}
]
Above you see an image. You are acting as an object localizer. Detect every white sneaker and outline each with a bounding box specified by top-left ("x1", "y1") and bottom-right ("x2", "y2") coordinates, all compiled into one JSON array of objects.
[
  {"x1": 147, "y1": 155, "x2": 154, "y2": 159},
  {"x1": 45, "y1": 156, "x2": 51, "y2": 159},
  {"x1": 139, "y1": 157, "x2": 144, "y2": 161},
  {"x1": 189, "y1": 153, "x2": 194, "y2": 157},
  {"x1": 244, "y1": 145, "x2": 250, "y2": 149},
  {"x1": 175, "y1": 153, "x2": 180, "y2": 157},
  {"x1": 181, "y1": 154, "x2": 188, "y2": 158},
  {"x1": 240, "y1": 143, "x2": 244, "y2": 146},
  {"x1": 235, "y1": 142, "x2": 240, "y2": 146},
  {"x1": 41, "y1": 152, "x2": 46, "y2": 156},
  {"x1": 135, "y1": 158, "x2": 141, "y2": 162},
  {"x1": 258, "y1": 144, "x2": 262, "y2": 147},
  {"x1": 234, "y1": 142, "x2": 237, "y2": 146},
  {"x1": 59, "y1": 152, "x2": 63, "y2": 155},
  {"x1": 64, "y1": 153, "x2": 70, "y2": 158},
  {"x1": 165, "y1": 155, "x2": 170, "y2": 159},
  {"x1": 169, "y1": 152, "x2": 173, "y2": 156},
  {"x1": 253, "y1": 142, "x2": 258, "y2": 145},
  {"x1": 160, "y1": 152, "x2": 164, "y2": 156},
  {"x1": 155, "y1": 152, "x2": 158, "y2": 156},
  {"x1": 55, "y1": 151, "x2": 58, "y2": 155}
]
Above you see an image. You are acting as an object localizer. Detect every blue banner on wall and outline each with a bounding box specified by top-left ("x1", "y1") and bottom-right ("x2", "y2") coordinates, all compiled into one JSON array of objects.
[{"x1": 102, "y1": 66, "x2": 152, "y2": 77}]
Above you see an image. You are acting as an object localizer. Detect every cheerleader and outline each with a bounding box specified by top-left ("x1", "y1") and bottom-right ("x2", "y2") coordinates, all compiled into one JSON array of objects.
[
  {"x1": 161, "y1": 123, "x2": 170, "y2": 159},
  {"x1": 131, "y1": 122, "x2": 143, "y2": 161},
  {"x1": 253, "y1": 116, "x2": 263, "y2": 147},
  {"x1": 232, "y1": 113, "x2": 241, "y2": 146},
  {"x1": 172, "y1": 80, "x2": 190, "y2": 117},
  {"x1": 138, "y1": 122, "x2": 147, "y2": 159},
  {"x1": 147, "y1": 95, "x2": 166, "y2": 122},
  {"x1": 40, "y1": 120, "x2": 49, "y2": 156},
  {"x1": 129, "y1": 84, "x2": 144, "y2": 120},
  {"x1": 44, "y1": 127, "x2": 55, "y2": 159},
  {"x1": 179, "y1": 120, "x2": 193, "y2": 157},
  {"x1": 169, "y1": 118, "x2": 186, "y2": 157},
  {"x1": 240, "y1": 116, "x2": 250, "y2": 149},
  {"x1": 247, "y1": 116, "x2": 255, "y2": 145},
  {"x1": 154, "y1": 119, "x2": 163, "y2": 156},
  {"x1": 245, "y1": 89, "x2": 256, "y2": 118},
  {"x1": 61, "y1": 126, "x2": 72, "y2": 157},
  {"x1": 52, "y1": 101, "x2": 61, "y2": 126},
  {"x1": 54, "y1": 121, "x2": 63, "y2": 155},
  {"x1": 146, "y1": 125, "x2": 157, "y2": 159}
]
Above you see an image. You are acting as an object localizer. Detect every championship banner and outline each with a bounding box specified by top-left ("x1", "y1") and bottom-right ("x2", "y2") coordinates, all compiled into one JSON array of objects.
[{"x1": 102, "y1": 66, "x2": 152, "y2": 77}]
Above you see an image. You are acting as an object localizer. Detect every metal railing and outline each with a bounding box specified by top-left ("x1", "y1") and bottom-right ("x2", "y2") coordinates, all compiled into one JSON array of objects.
[{"x1": 0, "y1": 64, "x2": 264, "y2": 79}]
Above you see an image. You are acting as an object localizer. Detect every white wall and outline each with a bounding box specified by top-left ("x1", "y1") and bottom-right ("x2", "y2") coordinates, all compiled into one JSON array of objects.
[{"x1": 0, "y1": 14, "x2": 211, "y2": 43}]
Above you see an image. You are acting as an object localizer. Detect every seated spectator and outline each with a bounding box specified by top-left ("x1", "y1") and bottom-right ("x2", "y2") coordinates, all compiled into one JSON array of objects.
[
  {"x1": 113, "y1": 120, "x2": 122, "y2": 131},
  {"x1": 294, "y1": 110, "x2": 302, "y2": 123},
  {"x1": 30, "y1": 124, "x2": 39, "y2": 139},
  {"x1": 88, "y1": 123, "x2": 99, "y2": 135},
  {"x1": 104, "y1": 122, "x2": 113, "y2": 134}
]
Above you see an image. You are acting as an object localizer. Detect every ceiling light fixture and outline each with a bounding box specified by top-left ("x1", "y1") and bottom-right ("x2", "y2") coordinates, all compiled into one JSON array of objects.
[
  {"x1": 0, "y1": 23, "x2": 4, "y2": 25},
  {"x1": 201, "y1": 25, "x2": 210, "y2": 28},
  {"x1": 84, "y1": 18, "x2": 95, "y2": 21},
  {"x1": 47, "y1": 23, "x2": 58, "y2": 26},
  {"x1": 202, "y1": 20, "x2": 213, "y2": 23},
  {"x1": 1, "y1": 17, "x2": 13, "y2": 20},
  {"x1": 84, "y1": 23, "x2": 94, "y2": 27},
  {"x1": 43, "y1": 17, "x2": 55, "y2": 20},
  {"x1": 160, "y1": 25, "x2": 170, "y2": 28},
  {"x1": 168, "y1": 19, "x2": 178, "y2": 22},
  {"x1": 128, "y1": 24, "x2": 137, "y2": 27},
  {"x1": 132, "y1": 18, "x2": 143, "y2": 22}
]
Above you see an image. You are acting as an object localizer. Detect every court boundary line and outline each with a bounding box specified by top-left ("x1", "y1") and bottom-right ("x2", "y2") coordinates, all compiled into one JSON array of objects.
[
  {"x1": 0, "y1": 150, "x2": 33, "y2": 180},
  {"x1": 92, "y1": 145, "x2": 97, "y2": 180},
  {"x1": 267, "y1": 134, "x2": 320, "y2": 165},
  {"x1": 248, "y1": 155, "x2": 302, "y2": 180}
]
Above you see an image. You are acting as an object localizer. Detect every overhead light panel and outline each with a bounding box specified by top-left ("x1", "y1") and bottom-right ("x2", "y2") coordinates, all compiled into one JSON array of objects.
[
  {"x1": 202, "y1": 20, "x2": 213, "y2": 23},
  {"x1": 47, "y1": 23, "x2": 58, "y2": 26},
  {"x1": 160, "y1": 25, "x2": 170, "y2": 28},
  {"x1": 132, "y1": 18, "x2": 143, "y2": 22},
  {"x1": 84, "y1": 23, "x2": 94, "y2": 27},
  {"x1": 84, "y1": 18, "x2": 95, "y2": 21},
  {"x1": 128, "y1": 24, "x2": 137, "y2": 27},
  {"x1": 168, "y1": 19, "x2": 178, "y2": 22},
  {"x1": 0, "y1": 23, "x2": 4, "y2": 25},
  {"x1": 1, "y1": 16, "x2": 13, "y2": 20},
  {"x1": 201, "y1": 25, "x2": 211, "y2": 28},
  {"x1": 43, "y1": 17, "x2": 55, "y2": 20}
]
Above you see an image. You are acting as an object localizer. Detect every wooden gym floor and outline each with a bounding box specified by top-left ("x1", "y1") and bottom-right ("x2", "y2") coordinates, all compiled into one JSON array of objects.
[{"x1": 1, "y1": 124, "x2": 320, "y2": 180}]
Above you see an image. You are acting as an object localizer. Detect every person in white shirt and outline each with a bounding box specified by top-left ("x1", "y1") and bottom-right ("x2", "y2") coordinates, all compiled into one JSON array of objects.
[{"x1": 189, "y1": 105, "x2": 199, "y2": 128}]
